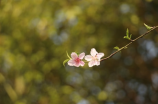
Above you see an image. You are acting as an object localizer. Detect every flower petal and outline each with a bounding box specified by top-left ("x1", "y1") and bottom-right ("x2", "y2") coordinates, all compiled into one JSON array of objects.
[
  {"x1": 79, "y1": 52, "x2": 85, "y2": 59},
  {"x1": 68, "y1": 60, "x2": 75, "y2": 66},
  {"x1": 80, "y1": 61, "x2": 85, "y2": 66},
  {"x1": 71, "y1": 52, "x2": 78, "y2": 59},
  {"x1": 88, "y1": 60, "x2": 95, "y2": 67},
  {"x1": 74, "y1": 62, "x2": 80, "y2": 67},
  {"x1": 85, "y1": 55, "x2": 92, "y2": 61},
  {"x1": 97, "y1": 53, "x2": 104, "y2": 59},
  {"x1": 95, "y1": 61, "x2": 100, "y2": 66},
  {"x1": 90, "y1": 48, "x2": 98, "y2": 57}
]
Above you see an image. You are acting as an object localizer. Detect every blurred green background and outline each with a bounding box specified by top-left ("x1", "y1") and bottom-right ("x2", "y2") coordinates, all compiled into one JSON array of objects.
[{"x1": 0, "y1": 0, "x2": 158, "y2": 104}]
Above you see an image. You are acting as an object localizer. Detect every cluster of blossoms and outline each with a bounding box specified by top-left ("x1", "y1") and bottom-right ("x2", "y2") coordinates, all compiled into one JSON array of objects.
[
  {"x1": 63, "y1": 24, "x2": 156, "y2": 68},
  {"x1": 66, "y1": 48, "x2": 104, "y2": 67}
]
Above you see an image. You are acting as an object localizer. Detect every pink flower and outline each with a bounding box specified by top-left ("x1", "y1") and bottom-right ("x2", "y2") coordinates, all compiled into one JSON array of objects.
[
  {"x1": 68, "y1": 52, "x2": 85, "y2": 67},
  {"x1": 85, "y1": 48, "x2": 104, "y2": 67}
]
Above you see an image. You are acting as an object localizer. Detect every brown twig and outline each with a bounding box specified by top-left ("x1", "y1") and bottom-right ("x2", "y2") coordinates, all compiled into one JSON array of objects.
[{"x1": 101, "y1": 26, "x2": 158, "y2": 61}]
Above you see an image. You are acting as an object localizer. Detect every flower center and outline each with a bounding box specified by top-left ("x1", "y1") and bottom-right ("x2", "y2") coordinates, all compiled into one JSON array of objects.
[
  {"x1": 92, "y1": 55, "x2": 99, "y2": 61},
  {"x1": 75, "y1": 58, "x2": 81, "y2": 63}
]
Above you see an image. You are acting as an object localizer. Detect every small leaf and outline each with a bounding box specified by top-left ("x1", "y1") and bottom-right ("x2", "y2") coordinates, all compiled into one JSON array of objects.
[
  {"x1": 63, "y1": 59, "x2": 70, "y2": 66},
  {"x1": 114, "y1": 46, "x2": 120, "y2": 50},
  {"x1": 126, "y1": 28, "x2": 129, "y2": 37},
  {"x1": 124, "y1": 36, "x2": 130, "y2": 40},
  {"x1": 124, "y1": 36, "x2": 127, "y2": 39},
  {"x1": 130, "y1": 34, "x2": 132, "y2": 39},
  {"x1": 144, "y1": 23, "x2": 153, "y2": 30},
  {"x1": 66, "y1": 51, "x2": 71, "y2": 59}
]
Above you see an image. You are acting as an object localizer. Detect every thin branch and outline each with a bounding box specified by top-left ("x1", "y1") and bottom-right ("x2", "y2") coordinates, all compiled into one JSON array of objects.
[{"x1": 101, "y1": 26, "x2": 158, "y2": 61}]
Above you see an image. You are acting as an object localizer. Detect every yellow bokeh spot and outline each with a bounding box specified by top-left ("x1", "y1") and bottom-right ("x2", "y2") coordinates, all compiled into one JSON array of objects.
[
  {"x1": 62, "y1": 85, "x2": 73, "y2": 94},
  {"x1": 12, "y1": 7, "x2": 21, "y2": 17},
  {"x1": 131, "y1": 15, "x2": 139, "y2": 24},
  {"x1": 15, "y1": 76, "x2": 25, "y2": 95},
  {"x1": 65, "y1": 6, "x2": 81, "y2": 20},
  {"x1": 98, "y1": 91, "x2": 108, "y2": 101}
]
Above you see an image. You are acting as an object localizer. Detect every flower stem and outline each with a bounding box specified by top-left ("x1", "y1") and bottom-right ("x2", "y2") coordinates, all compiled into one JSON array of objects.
[{"x1": 101, "y1": 26, "x2": 158, "y2": 61}]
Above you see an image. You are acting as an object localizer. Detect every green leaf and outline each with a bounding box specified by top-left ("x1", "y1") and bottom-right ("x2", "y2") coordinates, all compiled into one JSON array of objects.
[
  {"x1": 144, "y1": 23, "x2": 153, "y2": 30},
  {"x1": 124, "y1": 36, "x2": 128, "y2": 39},
  {"x1": 114, "y1": 46, "x2": 120, "y2": 50},
  {"x1": 63, "y1": 59, "x2": 70, "y2": 66},
  {"x1": 124, "y1": 30, "x2": 132, "y2": 40},
  {"x1": 124, "y1": 36, "x2": 130, "y2": 40},
  {"x1": 124, "y1": 29, "x2": 132, "y2": 40},
  {"x1": 130, "y1": 34, "x2": 132, "y2": 39},
  {"x1": 66, "y1": 51, "x2": 71, "y2": 59},
  {"x1": 126, "y1": 28, "x2": 129, "y2": 37}
]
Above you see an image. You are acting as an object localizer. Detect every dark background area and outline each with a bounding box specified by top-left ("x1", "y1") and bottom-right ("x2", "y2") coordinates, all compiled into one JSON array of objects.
[{"x1": 0, "y1": 0, "x2": 158, "y2": 104}]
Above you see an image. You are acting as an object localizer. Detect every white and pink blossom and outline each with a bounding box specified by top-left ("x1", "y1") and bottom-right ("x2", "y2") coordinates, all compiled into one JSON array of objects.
[
  {"x1": 68, "y1": 52, "x2": 85, "y2": 67},
  {"x1": 85, "y1": 48, "x2": 104, "y2": 67}
]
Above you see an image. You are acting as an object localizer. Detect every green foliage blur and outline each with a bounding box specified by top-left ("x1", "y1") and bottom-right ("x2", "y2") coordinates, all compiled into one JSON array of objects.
[{"x1": 0, "y1": 0, "x2": 158, "y2": 104}]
